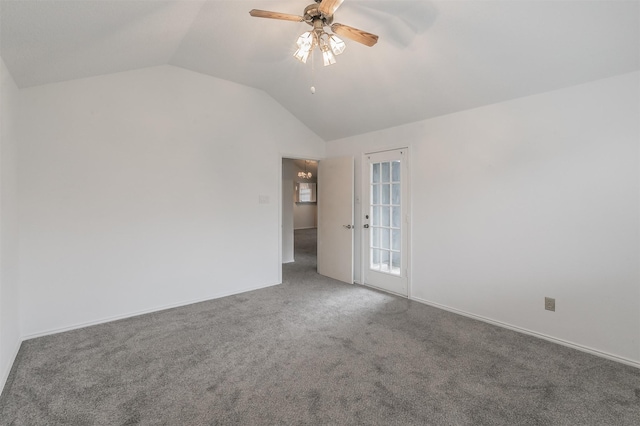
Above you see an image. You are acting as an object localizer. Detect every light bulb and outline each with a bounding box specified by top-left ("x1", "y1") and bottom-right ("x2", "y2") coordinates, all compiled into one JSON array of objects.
[{"x1": 310, "y1": 86, "x2": 316, "y2": 94}]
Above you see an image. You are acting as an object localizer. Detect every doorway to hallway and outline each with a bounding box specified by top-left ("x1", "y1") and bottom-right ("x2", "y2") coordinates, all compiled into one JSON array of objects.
[
  {"x1": 282, "y1": 158, "x2": 319, "y2": 280},
  {"x1": 282, "y1": 229, "x2": 318, "y2": 282},
  {"x1": 294, "y1": 228, "x2": 317, "y2": 267}
]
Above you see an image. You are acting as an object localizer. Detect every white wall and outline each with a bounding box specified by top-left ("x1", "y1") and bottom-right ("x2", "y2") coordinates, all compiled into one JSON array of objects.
[
  {"x1": 0, "y1": 57, "x2": 21, "y2": 390},
  {"x1": 294, "y1": 203, "x2": 317, "y2": 230},
  {"x1": 327, "y1": 72, "x2": 640, "y2": 365},
  {"x1": 18, "y1": 65, "x2": 325, "y2": 337},
  {"x1": 282, "y1": 161, "x2": 295, "y2": 263}
]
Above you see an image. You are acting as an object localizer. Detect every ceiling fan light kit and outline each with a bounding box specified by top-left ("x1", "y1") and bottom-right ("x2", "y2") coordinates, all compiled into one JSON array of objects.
[{"x1": 250, "y1": 0, "x2": 378, "y2": 67}]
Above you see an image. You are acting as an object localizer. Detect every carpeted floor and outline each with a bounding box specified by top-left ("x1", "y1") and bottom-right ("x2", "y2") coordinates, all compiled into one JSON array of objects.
[{"x1": 1, "y1": 228, "x2": 639, "y2": 425}]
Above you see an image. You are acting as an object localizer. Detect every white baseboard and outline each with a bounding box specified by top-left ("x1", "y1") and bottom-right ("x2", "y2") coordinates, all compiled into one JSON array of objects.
[
  {"x1": 0, "y1": 337, "x2": 22, "y2": 395},
  {"x1": 22, "y1": 281, "x2": 281, "y2": 341},
  {"x1": 410, "y1": 296, "x2": 640, "y2": 369}
]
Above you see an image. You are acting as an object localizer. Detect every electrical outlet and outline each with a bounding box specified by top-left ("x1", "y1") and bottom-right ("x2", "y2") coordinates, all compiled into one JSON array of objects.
[{"x1": 545, "y1": 297, "x2": 555, "y2": 312}]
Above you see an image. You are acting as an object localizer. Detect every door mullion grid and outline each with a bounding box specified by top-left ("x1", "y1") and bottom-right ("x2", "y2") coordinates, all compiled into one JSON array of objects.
[
  {"x1": 363, "y1": 149, "x2": 409, "y2": 296},
  {"x1": 370, "y1": 159, "x2": 401, "y2": 276}
]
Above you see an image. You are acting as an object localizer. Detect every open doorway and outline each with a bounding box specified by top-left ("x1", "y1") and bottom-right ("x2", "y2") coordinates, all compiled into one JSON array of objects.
[{"x1": 282, "y1": 158, "x2": 319, "y2": 277}]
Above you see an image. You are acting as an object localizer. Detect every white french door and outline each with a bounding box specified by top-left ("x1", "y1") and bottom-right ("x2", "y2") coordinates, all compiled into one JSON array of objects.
[{"x1": 362, "y1": 148, "x2": 409, "y2": 296}]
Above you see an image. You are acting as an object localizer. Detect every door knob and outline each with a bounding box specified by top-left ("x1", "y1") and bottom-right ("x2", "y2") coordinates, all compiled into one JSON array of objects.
[
  {"x1": 363, "y1": 224, "x2": 369, "y2": 228},
  {"x1": 343, "y1": 224, "x2": 353, "y2": 229}
]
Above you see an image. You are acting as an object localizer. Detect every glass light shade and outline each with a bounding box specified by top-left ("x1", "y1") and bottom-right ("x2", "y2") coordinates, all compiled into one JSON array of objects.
[
  {"x1": 294, "y1": 47, "x2": 311, "y2": 63},
  {"x1": 296, "y1": 31, "x2": 314, "y2": 49},
  {"x1": 294, "y1": 31, "x2": 314, "y2": 63},
  {"x1": 321, "y1": 44, "x2": 336, "y2": 66},
  {"x1": 329, "y1": 35, "x2": 345, "y2": 56}
]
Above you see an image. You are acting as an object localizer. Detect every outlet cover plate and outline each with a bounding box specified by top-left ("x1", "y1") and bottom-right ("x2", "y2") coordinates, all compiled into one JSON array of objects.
[{"x1": 545, "y1": 297, "x2": 555, "y2": 312}]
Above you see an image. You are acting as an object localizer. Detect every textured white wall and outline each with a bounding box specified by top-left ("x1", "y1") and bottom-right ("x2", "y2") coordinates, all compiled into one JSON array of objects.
[
  {"x1": 281, "y1": 159, "x2": 296, "y2": 263},
  {"x1": 282, "y1": 178, "x2": 294, "y2": 264},
  {"x1": 0, "y1": 58, "x2": 21, "y2": 390},
  {"x1": 18, "y1": 65, "x2": 325, "y2": 337},
  {"x1": 327, "y1": 72, "x2": 640, "y2": 365},
  {"x1": 294, "y1": 203, "x2": 317, "y2": 230}
]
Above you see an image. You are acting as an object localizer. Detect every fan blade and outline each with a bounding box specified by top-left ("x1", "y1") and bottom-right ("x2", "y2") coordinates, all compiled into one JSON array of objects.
[
  {"x1": 249, "y1": 9, "x2": 303, "y2": 22},
  {"x1": 331, "y1": 23, "x2": 379, "y2": 47},
  {"x1": 319, "y1": 0, "x2": 344, "y2": 17}
]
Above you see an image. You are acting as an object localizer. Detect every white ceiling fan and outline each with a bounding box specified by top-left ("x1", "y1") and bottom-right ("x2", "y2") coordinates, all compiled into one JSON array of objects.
[{"x1": 249, "y1": 0, "x2": 379, "y2": 66}]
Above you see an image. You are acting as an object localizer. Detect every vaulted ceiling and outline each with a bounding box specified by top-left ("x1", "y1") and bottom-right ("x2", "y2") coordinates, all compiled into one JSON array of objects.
[{"x1": 1, "y1": 1, "x2": 638, "y2": 141}]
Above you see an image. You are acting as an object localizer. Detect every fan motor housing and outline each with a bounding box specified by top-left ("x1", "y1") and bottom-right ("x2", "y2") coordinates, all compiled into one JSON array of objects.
[{"x1": 304, "y1": 3, "x2": 333, "y2": 25}]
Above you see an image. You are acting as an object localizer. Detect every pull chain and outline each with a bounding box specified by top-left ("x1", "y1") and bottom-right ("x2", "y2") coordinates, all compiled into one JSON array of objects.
[{"x1": 310, "y1": 47, "x2": 316, "y2": 94}]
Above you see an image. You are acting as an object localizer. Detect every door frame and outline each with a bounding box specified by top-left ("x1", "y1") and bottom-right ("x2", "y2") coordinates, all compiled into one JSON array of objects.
[
  {"x1": 278, "y1": 154, "x2": 322, "y2": 284},
  {"x1": 360, "y1": 147, "x2": 412, "y2": 298}
]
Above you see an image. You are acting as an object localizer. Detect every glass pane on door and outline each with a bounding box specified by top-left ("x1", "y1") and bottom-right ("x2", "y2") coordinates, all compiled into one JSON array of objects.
[{"x1": 369, "y1": 160, "x2": 401, "y2": 276}]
